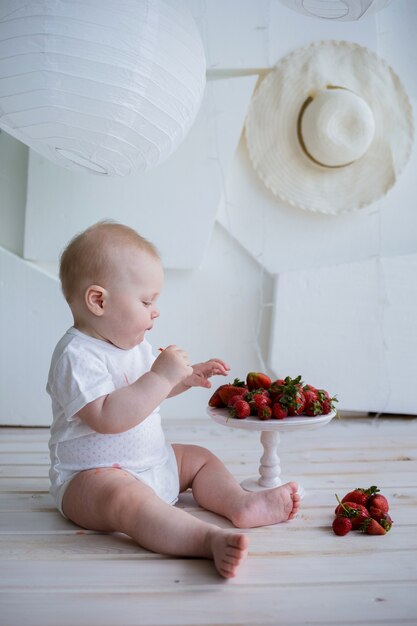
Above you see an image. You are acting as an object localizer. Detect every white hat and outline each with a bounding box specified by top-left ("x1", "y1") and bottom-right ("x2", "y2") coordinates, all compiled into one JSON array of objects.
[{"x1": 245, "y1": 40, "x2": 414, "y2": 214}]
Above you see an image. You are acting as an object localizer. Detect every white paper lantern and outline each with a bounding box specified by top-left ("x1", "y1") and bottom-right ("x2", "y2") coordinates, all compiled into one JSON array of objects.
[
  {"x1": 0, "y1": 0, "x2": 206, "y2": 175},
  {"x1": 278, "y1": 0, "x2": 391, "y2": 21}
]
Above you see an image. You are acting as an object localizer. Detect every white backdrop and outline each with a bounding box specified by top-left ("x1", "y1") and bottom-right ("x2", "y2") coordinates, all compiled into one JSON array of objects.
[{"x1": 1, "y1": 0, "x2": 416, "y2": 424}]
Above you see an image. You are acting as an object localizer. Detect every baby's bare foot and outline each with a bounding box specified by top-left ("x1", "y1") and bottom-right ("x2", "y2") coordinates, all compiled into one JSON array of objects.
[
  {"x1": 210, "y1": 530, "x2": 249, "y2": 578},
  {"x1": 232, "y1": 481, "x2": 300, "y2": 528}
]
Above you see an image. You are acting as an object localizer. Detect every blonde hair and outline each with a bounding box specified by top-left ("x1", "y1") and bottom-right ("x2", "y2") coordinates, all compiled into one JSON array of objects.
[{"x1": 59, "y1": 221, "x2": 159, "y2": 303}]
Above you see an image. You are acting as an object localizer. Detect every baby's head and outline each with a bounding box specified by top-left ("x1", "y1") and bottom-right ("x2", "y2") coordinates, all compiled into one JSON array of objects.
[
  {"x1": 60, "y1": 221, "x2": 159, "y2": 303},
  {"x1": 60, "y1": 221, "x2": 163, "y2": 348}
]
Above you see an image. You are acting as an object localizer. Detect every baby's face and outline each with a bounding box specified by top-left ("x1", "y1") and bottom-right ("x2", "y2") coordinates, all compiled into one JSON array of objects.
[{"x1": 101, "y1": 247, "x2": 164, "y2": 350}]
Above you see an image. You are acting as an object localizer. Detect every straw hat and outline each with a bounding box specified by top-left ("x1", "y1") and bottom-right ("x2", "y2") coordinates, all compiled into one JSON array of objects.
[{"x1": 245, "y1": 40, "x2": 414, "y2": 214}]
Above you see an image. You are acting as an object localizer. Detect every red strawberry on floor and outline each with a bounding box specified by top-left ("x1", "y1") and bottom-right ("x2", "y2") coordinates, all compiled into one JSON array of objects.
[
  {"x1": 368, "y1": 492, "x2": 389, "y2": 514},
  {"x1": 360, "y1": 517, "x2": 386, "y2": 535},
  {"x1": 246, "y1": 372, "x2": 272, "y2": 391},
  {"x1": 335, "y1": 501, "x2": 370, "y2": 530},
  {"x1": 369, "y1": 507, "x2": 393, "y2": 531},
  {"x1": 341, "y1": 486, "x2": 379, "y2": 508},
  {"x1": 332, "y1": 516, "x2": 353, "y2": 536}
]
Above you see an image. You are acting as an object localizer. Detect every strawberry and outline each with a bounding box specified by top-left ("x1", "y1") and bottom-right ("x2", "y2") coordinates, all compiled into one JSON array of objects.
[
  {"x1": 335, "y1": 501, "x2": 367, "y2": 516},
  {"x1": 379, "y1": 516, "x2": 393, "y2": 532},
  {"x1": 208, "y1": 384, "x2": 228, "y2": 408},
  {"x1": 316, "y1": 389, "x2": 338, "y2": 415},
  {"x1": 368, "y1": 507, "x2": 393, "y2": 531},
  {"x1": 368, "y1": 493, "x2": 389, "y2": 514},
  {"x1": 246, "y1": 372, "x2": 272, "y2": 391},
  {"x1": 280, "y1": 376, "x2": 305, "y2": 415},
  {"x1": 335, "y1": 501, "x2": 369, "y2": 529},
  {"x1": 272, "y1": 403, "x2": 288, "y2": 419},
  {"x1": 332, "y1": 516, "x2": 353, "y2": 536},
  {"x1": 252, "y1": 394, "x2": 271, "y2": 409},
  {"x1": 303, "y1": 389, "x2": 322, "y2": 416},
  {"x1": 228, "y1": 394, "x2": 247, "y2": 408},
  {"x1": 304, "y1": 389, "x2": 318, "y2": 403},
  {"x1": 257, "y1": 405, "x2": 272, "y2": 420},
  {"x1": 269, "y1": 379, "x2": 286, "y2": 400},
  {"x1": 341, "y1": 486, "x2": 379, "y2": 508},
  {"x1": 218, "y1": 379, "x2": 247, "y2": 406},
  {"x1": 320, "y1": 400, "x2": 332, "y2": 415},
  {"x1": 360, "y1": 517, "x2": 386, "y2": 535},
  {"x1": 228, "y1": 399, "x2": 250, "y2": 419},
  {"x1": 248, "y1": 394, "x2": 270, "y2": 415},
  {"x1": 272, "y1": 376, "x2": 306, "y2": 415},
  {"x1": 287, "y1": 389, "x2": 306, "y2": 416},
  {"x1": 335, "y1": 494, "x2": 370, "y2": 528}
]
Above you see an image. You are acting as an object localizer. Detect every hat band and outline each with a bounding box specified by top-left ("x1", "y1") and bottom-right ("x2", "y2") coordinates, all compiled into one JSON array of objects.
[{"x1": 297, "y1": 89, "x2": 355, "y2": 169}]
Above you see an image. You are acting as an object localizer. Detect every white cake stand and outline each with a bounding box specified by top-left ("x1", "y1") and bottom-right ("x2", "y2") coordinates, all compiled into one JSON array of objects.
[{"x1": 207, "y1": 407, "x2": 336, "y2": 497}]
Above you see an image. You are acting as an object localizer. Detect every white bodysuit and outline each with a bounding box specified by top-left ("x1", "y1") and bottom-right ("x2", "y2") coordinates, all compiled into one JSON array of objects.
[{"x1": 47, "y1": 328, "x2": 179, "y2": 516}]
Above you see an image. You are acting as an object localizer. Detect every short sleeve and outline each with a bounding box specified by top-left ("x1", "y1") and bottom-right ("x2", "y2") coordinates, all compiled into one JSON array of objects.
[
  {"x1": 49, "y1": 345, "x2": 116, "y2": 421},
  {"x1": 142, "y1": 338, "x2": 157, "y2": 367}
]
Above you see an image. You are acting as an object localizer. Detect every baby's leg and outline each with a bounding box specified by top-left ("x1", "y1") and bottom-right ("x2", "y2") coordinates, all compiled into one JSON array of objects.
[
  {"x1": 173, "y1": 444, "x2": 300, "y2": 528},
  {"x1": 62, "y1": 468, "x2": 248, "y2": 578}
]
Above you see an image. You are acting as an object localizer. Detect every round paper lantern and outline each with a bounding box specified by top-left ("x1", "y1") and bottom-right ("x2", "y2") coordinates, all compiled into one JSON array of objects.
[
  {"x1": 0, "y1": 0, "x2": 206, "y2": 175},
  {"x1": 278, "y1": 0, "x2": 391, "y2": 21}
]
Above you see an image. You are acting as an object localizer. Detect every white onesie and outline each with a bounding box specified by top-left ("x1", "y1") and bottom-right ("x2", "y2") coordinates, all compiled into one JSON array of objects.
[{"x1": 47, "y1": 328, "x2": 179, "y2": 516}]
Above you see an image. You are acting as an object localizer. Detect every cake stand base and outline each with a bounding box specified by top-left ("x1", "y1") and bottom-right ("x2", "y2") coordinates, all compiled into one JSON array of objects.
[{"x1": 208, "y1": 407, "x2": 336, "y2": 504}]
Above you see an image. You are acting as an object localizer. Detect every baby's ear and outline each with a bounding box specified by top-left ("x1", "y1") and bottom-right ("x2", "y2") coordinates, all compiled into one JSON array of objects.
[{"x1": 85, "y1": 285, "x2": 106, "y2": 316}]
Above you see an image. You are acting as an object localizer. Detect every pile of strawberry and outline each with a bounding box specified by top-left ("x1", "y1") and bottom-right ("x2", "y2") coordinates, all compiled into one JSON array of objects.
[
  {"x1": 332, "y1": 486, "x2": 393, "y2": 536},
  {"x1": 208, "y1": 371, "x2": 337, "y2": 420}
]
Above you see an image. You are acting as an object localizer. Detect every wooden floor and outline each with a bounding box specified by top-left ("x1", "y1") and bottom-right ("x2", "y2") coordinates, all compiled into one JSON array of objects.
[{"x1": 1, "y1": 414, "x2": 417, "y2": 626}]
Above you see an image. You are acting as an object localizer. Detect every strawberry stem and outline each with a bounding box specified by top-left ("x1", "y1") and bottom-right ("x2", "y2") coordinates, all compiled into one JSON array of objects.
[{"x1": 335, "y1": 494, "x2": 349, "y2": 514}]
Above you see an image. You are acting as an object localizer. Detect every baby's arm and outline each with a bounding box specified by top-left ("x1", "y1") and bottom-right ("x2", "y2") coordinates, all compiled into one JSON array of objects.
[
  {"x1": 76, "y1": 346, "x2": 192, "y2": 434},
  {"x1": 168, "y1": 358, "x2": 230, "y2": 397}
]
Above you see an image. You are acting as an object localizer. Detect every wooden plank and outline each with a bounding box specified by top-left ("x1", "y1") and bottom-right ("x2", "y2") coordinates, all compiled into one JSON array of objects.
[
  {"x1": 0, "y1": 487, "x2": 414, "y2": 513},
  {"x1": 0, "y1": 583, "x2": 416, "y2": 626},
  {"x1": 1, "y1": 416, "x2": 416, "y2": 446},
  {"x1": 0, "y1": 534, "x2": 151, "y2": 560},
  {"x1": 0, "y1": 452, "x2": 49, "y2": 464},
  {"x1": 0, "y1": 466, "x2": 49, "y2": 477},
  {"x1": 1, "y1": 470, "x2": 417, "y2": 493},
  {"x1": 0, "y1": 442, "x2": 48, "y2": 453},
  {"x1": 2, "y1": 551, "x2": 416, "y2": 591},
  {"x1": 1, "y1": 526, "x2": 415, "y2": 561},
  {"x1": 1, "y1": 443, "x2": 416, "y2": 466},
  {"x1": 0, "y1": 428, "x2": 50, "y2": 441},
  {"x1": 0, "y1": 419, "x2": 416, "y2": 626},
  {"x1": 0, "y1": 478, "x2": 49, "y2": 492},
  {"x1": 1, "y1": 457, "x2": 417, "y2": 479},
  {"x1": 0, "y1": 505, "x2": 414, "y2": 536}
]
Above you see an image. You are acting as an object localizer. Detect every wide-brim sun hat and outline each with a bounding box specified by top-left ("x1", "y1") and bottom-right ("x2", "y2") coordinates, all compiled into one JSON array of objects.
[{"x1": 245, "y1": 40, "x2": 414, "y2": 214}]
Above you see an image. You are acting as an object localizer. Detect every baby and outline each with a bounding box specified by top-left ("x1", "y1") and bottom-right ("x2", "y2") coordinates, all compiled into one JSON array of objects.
[{"x1": 47, "y1": 221, "x2": 300, "y2": 578}]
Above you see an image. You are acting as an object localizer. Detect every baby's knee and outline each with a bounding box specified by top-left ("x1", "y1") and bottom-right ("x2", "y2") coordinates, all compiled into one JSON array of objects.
[
  {"x1": 98, "y1": 472, "x2": 153, "y2": 524},
  {"x1": 188, "y1": 444, "x2": 217, "y2": 464}
]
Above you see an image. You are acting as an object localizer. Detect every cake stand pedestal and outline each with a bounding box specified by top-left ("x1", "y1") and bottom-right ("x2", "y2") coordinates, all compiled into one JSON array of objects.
[{"x1": 207, "y1": 407, "x2": 336, "y2": 498}]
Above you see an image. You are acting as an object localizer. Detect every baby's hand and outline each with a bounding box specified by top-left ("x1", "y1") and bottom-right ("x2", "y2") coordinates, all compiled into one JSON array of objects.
[
  {"x1": 151, "y1": 345, "x2": 193, "y2": 388},
  {"x1": 184, "y1": 358, "x2": 230, "y2": 389}
]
